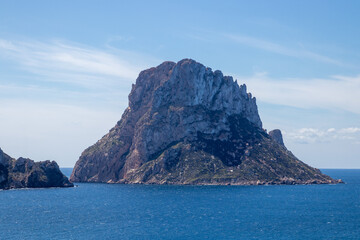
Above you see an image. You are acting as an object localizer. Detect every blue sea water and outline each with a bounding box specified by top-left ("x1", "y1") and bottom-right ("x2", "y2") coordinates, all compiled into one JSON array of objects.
[{"x1": 0, "y1": 169, "x2": 359, "y2": 240}]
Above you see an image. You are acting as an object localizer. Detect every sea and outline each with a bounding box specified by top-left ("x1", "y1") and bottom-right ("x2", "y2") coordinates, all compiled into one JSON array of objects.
[{"x1": 0, "y1": 169, "x2": 359, "y2": 240}]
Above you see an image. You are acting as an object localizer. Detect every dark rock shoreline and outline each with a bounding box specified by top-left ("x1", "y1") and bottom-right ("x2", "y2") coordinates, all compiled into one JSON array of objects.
[{"x1": 0, "y1": 148, "x2": 73, "y2": 190}]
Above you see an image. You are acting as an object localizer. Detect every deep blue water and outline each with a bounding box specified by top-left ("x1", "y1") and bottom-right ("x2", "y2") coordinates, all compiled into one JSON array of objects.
[{"x1": 0, "y1": 169, "x2": 359, "y2": 240}]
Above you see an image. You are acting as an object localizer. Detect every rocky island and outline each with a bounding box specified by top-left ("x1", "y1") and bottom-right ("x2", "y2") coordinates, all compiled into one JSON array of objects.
[
  {"x1": 0, "y1": 148, "x2": 73, "y2": 190},
  {"x1": 71, "y1": 59, "x2": 342, "y2": 185}
]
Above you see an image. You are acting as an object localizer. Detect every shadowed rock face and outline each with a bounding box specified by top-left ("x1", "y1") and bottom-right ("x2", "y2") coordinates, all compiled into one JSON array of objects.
[
  {"x1": 0, "y1": 148, "x2": 73, "y2": 190},
  {"x1": 70, "y1": 59, "x2": 342, "y2": 185}
]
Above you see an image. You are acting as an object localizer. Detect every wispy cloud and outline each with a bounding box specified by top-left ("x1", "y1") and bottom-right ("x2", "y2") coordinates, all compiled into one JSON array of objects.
[
  {"x1": 186, "y1": 30, "x2": 348, "y2": 67},
  {"x1": 0, "y1": 37, "x2": 163, "y2": 111},
  {"x1": 0, "y1": 82, "x2": 131, "y2": 110},
  {"x1": 0, "y1": 38, "x2": 162, "y2": 166},
  {"x1": 224, "y1": 34, "x2": 344, "y2": 66},
  {"x1": 238, "y1": 73, "x2": 360, "y2": 114},
  {"x1": 0, "y1": 38, "x2": 158, "y2": 88},
  {"x1": 284, "y1": 127, "x2": 360, "y2": 144}
]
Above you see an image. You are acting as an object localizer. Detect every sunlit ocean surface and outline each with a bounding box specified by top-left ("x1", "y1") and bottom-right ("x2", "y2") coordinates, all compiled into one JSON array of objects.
[{"x1": 1, "y1": 169, "x2": 359, "y2": 239}]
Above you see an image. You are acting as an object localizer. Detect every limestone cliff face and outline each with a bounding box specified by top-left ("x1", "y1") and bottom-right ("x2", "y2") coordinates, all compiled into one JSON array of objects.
[
  {"x1": 0, "y1": 148, "x2": 73, "y2": 190},
  {"x1": 70, "y1": 59, "x2": 341, "y2": 185}
]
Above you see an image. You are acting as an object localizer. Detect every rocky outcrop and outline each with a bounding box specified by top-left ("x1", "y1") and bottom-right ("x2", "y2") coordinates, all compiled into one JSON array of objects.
[
  {"x1": 0, "y1": 148, "x2": 73, "y2": 190},
  {"x1": 269, "y1": 129, "x2": 285, "y2": 147},
  {"x1": 70, "y1": 59, "x2": 342, "y2": 185}
]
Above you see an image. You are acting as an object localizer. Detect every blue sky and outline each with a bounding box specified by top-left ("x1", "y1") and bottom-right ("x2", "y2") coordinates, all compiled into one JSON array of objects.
[{"x1": 1, "y1": 0, "x2": 360, "y2": 168}]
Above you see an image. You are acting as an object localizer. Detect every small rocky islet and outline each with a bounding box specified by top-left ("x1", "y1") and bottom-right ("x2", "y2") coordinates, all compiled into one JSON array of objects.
[
  {"x1": 70, "y1": 59, "x2": 342, "y2": 185},
  {"x1": 0, "y1": 148, "x2": 73, "y2": 190}
]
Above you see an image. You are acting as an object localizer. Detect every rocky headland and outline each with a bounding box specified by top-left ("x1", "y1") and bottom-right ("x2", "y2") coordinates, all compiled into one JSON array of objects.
[
  {"x1": 70, "y1": 59, "x2": 342, "y2": 185},
  {"x1": 0, "y1": 148, "x2": 73, "y2": 190}
]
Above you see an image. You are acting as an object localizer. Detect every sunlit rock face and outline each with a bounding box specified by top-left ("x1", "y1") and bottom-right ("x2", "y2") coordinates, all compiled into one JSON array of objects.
[{"x1": 70, "y1": 59, "x2": 341, "y2": 185}]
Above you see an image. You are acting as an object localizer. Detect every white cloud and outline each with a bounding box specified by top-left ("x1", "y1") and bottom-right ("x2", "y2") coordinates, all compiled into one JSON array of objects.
[
  {"x1": 224, "y1": 34, "x2": 344, "y2": 66},
  {"x1": 0, "y1": 38, "x2": 161, "y2": 167},
  {"x1": 0, "y1": 38, "x2": 159, "y2": 88},
  {"x1": 0, "y1": 37, "x2": 159, "y2": 123},
  {"x1": 238, "y1": 73, "x2": 360, "y2": 114},
  {"x1": 327, "y1": 128, "x2": 336, "y2": 133},
  {"x1": 284, "y1": 127, "x2": 360, "y2": 144},
  {"x1": 337, "y1": 127, "x2": 360, "y2": 134},
  {"x1": 0, "y1": 82, "x2": 130, "y2": 110}
]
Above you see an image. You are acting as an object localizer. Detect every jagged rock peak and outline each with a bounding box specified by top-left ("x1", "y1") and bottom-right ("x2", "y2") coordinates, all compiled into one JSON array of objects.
[
  {"x1": 128, "y1": 58, "x2": 262, "y2": 128},
  {"x1": 269, "y1": 129, "x2": 285, "y2": 147}
]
